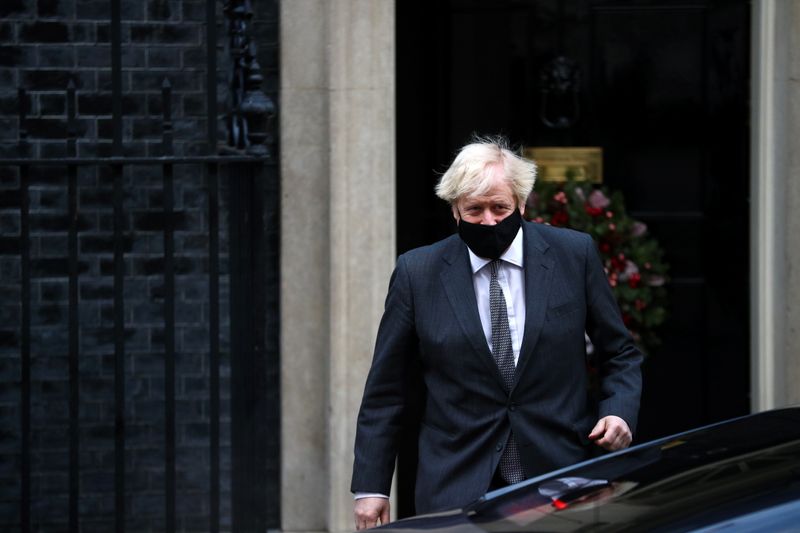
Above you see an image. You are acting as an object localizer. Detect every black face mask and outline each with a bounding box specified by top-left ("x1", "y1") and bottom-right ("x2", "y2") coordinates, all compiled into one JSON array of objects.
[{"x1": 457, "y1": 208, "x2": 522, "y2": 260}]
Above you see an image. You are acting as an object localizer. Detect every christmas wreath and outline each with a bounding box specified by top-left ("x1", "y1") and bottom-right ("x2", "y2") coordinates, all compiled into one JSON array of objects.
[{"x1": 525, "y1": 179, "x2": 669, "y2": 354}]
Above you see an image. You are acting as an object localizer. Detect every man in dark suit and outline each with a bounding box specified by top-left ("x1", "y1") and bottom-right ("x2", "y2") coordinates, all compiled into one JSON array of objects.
[{"x1": 351, "y1": 138, "x2": 643, "y2": 529}]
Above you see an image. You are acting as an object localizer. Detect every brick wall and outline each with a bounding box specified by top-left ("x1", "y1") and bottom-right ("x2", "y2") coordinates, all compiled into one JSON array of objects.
[{"x1": 0, "y1": 1, "x2": 278, "y2": 531}]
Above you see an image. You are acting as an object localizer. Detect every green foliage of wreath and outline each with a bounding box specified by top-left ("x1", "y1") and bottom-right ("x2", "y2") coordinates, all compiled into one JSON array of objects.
[{"x1": 525, "y1": 179, "x2": 669, "y2": 355}]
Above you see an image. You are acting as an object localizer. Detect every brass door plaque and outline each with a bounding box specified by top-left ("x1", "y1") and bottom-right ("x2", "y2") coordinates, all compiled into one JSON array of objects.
[{"x1": 522, "y1": 147, "x2": 603, "y2": 183}]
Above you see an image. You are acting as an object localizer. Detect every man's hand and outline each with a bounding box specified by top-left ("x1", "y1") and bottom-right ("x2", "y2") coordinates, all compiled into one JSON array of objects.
[
  {"x1": 354, "y1": 497, "x2": 390, "y2": 530},
  {"x1": 588, "y1": 415, "x2": 632, "y2": 451}
]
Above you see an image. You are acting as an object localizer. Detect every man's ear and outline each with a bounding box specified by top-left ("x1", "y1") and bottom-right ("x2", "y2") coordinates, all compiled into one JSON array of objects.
[
  {"x1": 452, "y1": 205, "x2": 460, "y2": 223},
  {"x1": 519, "y1": 203, "x2": 526, "y2": 216}
]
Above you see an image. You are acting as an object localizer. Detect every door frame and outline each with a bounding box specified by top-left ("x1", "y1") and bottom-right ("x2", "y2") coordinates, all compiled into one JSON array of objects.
[{"x1": 750, "y1": 0, "x2": 791, "y2": 412}]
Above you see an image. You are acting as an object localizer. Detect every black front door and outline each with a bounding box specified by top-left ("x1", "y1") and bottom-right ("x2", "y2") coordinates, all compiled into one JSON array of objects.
[{"x1": 397, "y1": 0, "x2": 750, "y2": 517}]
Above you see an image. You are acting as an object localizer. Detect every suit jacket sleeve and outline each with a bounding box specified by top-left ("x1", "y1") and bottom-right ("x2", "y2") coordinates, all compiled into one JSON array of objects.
[
  {"x1": 351, "y1": 254, "x2": 419, "y2": 495},
  {"x1": 583, "y1": 234, "x2": 644, "y2": 433}
]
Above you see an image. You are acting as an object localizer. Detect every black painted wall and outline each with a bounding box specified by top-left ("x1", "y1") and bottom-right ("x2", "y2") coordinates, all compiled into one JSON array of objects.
[{"x1": 0, "y1": 1, "x2": 279, "y2": 531}]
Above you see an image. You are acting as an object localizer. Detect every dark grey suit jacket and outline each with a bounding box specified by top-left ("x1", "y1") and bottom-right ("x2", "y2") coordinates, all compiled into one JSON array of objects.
[{"x1": 351, "y1": 220, "x2": 643, "y2": 514}]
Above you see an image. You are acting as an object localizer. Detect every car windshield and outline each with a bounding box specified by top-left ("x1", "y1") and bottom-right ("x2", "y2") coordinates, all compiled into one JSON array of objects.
[{"x1": 466, "y1": 409, "x2": 800, "y2": 532}]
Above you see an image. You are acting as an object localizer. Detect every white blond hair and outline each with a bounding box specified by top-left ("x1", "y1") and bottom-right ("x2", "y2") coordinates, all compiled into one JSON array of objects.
[{"x1": 435, "y1": 136, "x2": 537, "y2": 206}]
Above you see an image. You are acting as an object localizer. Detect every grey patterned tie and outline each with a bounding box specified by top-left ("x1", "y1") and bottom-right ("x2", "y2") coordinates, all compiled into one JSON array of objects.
[{"x1": 489, "y1": 260, "x2": 525, "y2": 484}]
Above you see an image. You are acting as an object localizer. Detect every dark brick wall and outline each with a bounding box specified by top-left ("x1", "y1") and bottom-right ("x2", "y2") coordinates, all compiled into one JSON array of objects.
[
  {"x1": 0, "y1": 1, "x2": 279, "y2": 531},
  {"x1": 0, "y1": 0, "x2": 277, "y2": 159}
]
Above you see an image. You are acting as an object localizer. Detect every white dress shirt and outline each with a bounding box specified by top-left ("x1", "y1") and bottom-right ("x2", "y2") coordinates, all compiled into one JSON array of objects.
[
  {"x1": 354, "y1": 228, "x2": 526, "y2": 501},
  {"x1": 467, "y1": 228, "x2": 526, "y2": 365}
]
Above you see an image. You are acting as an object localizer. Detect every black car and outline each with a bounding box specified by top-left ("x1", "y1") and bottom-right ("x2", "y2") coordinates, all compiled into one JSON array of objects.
[{"x1": 376, "y1": 407, "x2": 800, "y2": 532}]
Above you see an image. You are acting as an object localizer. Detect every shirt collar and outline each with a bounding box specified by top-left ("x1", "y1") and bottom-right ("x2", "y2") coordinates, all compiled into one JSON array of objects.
[{"x1": 467, "y1": 227, "x2": 524, "y2": 274}]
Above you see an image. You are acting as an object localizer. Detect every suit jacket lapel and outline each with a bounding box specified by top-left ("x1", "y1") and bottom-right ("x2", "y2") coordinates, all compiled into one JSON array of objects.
[
  {"x1": 513, "y1": 222, "x2": 554, "y2": 389},
  {"x1": 439, "y1": 238, "x2": 506, "y2": 389}
]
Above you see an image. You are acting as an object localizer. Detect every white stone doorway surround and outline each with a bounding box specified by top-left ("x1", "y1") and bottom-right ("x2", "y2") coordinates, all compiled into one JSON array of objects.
[
  {"x1": 280, "y1": 1, "x2": 395, "y2": 532},
  {"x1": 751, "y1": 0, "x2": 800, "y2": 414},
  {"x1": 279, "y1": 1, "x2": 800, "y2": 531}
]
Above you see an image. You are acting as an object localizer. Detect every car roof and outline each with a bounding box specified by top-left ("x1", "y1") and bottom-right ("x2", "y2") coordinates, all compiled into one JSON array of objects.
[
  {"x1": 469, "y1": 407, "x2": 800, "y2": 532},
  {"x1": 379, "y1": 407, "x2": 800, "y2": 532}
]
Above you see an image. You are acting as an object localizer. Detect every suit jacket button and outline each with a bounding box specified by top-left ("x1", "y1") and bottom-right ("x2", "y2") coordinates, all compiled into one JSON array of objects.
[
  {"x1": 509, "y1": 403, "x2": 517, "y2": 411},
  {"x1": 496, "y1": 443, "x2": 503, "y2": 452}
]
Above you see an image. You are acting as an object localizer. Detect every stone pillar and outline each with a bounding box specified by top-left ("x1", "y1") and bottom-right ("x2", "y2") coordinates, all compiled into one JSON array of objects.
[
  {"x1": 783, "y1": 1, "x2": 800, "y2": 405},
  {"x1": 280, "y1": 1, "x2": 330, "y2": 530},
  {"x1": 751, "y1": 0, "x2": 800, "y2": 410},
  {"x1": 280, "y1": 1, "x2": 395, "y2": 532}
]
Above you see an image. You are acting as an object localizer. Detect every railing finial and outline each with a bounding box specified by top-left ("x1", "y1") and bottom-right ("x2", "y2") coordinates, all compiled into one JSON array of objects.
[{"x1": 225, "y1": 0, "x2": 275, "y2": 157}]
